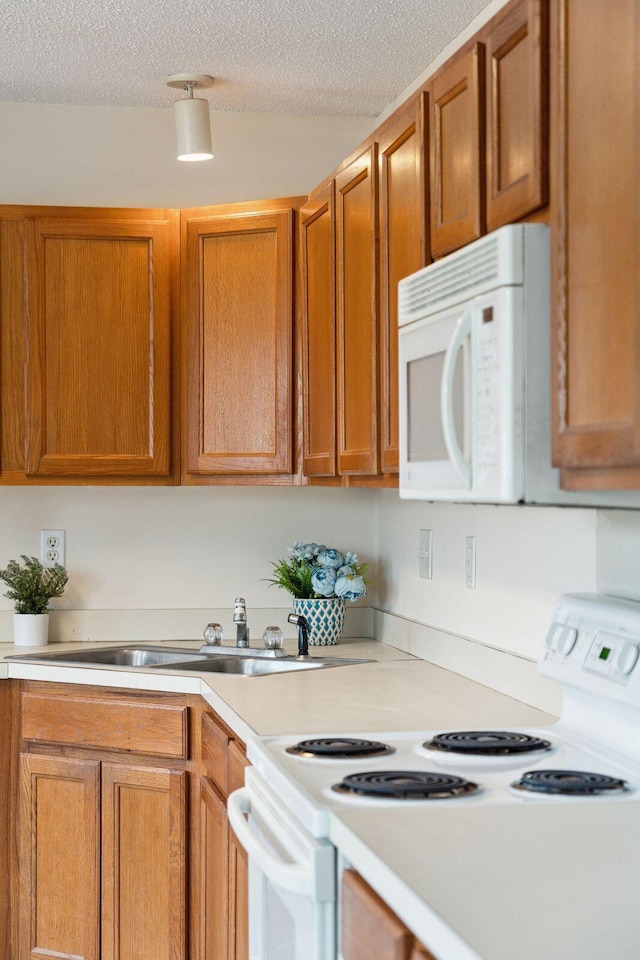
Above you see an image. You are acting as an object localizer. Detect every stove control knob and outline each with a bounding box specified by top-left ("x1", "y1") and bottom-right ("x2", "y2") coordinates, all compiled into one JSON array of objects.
[
  {"x1": 614, "y1": 641, "x2": 640, "y2": 678},
  {"x1": 556, "y1": 626, "x2": 578, "y2": 657},
  {"x1": 544, "y1": 622, "x2": 564, "y2": 651}
]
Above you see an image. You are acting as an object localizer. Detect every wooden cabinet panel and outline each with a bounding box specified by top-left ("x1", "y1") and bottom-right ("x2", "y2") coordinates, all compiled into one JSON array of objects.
[
  {"x1": 300, "y1": 183, "x2": 337, "y2": 477},
  {"x1": 336, "y1": 146, "x2": 379, "y2": 475},
  {"x1": 485, "y1": 0, "x2": 548, "y2": 229},
  {"x1": 101, "y1": 763, "x2": 187, "y2": 960},
  {"x1": 24, "y1": 215, "x2": 174, "y2": 478},
  {"x1": 0, "y1": 217, "x2": 28, "y2": 478},
  {"x1": 198, "y1": 777, "x2": 229, "y2": 960},
  {"x1": 410, "y1": 945, "x2": 437, "y2": 960},
  {"x1": 378, "y1": 95, "x2": 428, "y2": 473},
  {"x1": 202, "y1": 710, "x2": 231, "y2": 794},
  {"x1": 341, "y1": 870, "x2": 413, "y2": 960},
  {"x1": 182, "y1": 203, "x2": 298, "y2": 478},
  {"x1": 19, "y1": 753, "x2": 100, "y2": 960},
  {"x1": 430, "y1": 43, "x2": 485, "y2": 258},
  {"x1": 22, "y1": 692, "x2": 188, "y2": 759},
  {"x1": 228, "y1": 827, "x2": 249, "y2": 960},
  {"x1": 552, "y1": 0, "x2": 640, "y2": 487},
  {"x1": 227, "y1": 740, "x2": 249, "y2": 795}
]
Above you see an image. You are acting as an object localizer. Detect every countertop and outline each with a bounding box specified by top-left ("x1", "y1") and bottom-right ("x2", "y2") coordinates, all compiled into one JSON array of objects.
[{"x1": 6, "y1": 637, "x2": 634, "y2": 960}]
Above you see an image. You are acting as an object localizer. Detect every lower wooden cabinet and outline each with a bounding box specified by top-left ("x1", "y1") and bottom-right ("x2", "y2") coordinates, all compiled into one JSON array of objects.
[
  {"x1": 341, "y1": 869, "x2": 437, "y2": 960},
  {"x1": 15, "y1": 684, "x2": 249, "y2": 960},
  {"x1": 19, "y1": 753, "x2": 187, "y2": 960}
]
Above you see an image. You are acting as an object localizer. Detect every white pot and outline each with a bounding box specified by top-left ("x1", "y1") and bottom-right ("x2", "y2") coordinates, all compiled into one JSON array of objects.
[{"x1": 13, "y1": 613, "x2": 49, "y2": 647}]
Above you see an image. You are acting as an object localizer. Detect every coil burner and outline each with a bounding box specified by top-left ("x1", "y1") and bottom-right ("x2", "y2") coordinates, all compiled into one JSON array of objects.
[
  {"x1": 332, "y1": 770, "x2": 479, "y2": 800},
  {"x1": 425, "y1": 731, "x2": 553, "y2": 756},
  {"x1": 285, "y1": 738, "x2": 395, "y2": 759},
  {"x1": 511, "y1": 769, "x2": 628, "y2": 796}
]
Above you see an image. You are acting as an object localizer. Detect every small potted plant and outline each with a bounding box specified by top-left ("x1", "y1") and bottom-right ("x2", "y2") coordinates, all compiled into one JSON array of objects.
[
  {"x1": 268, "y1": 541, "x2": 367, "y2": 646},
  {"x1": 0, "y1": 555, "x2": 68, "y2": 646}
]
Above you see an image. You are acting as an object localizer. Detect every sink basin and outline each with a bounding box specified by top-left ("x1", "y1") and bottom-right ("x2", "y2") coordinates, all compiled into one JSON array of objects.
[
  {"x1": 162, "y1": 655, "x2": 372, "y2": 676},
  {"x1": 6, "y1": 644, "x2": 373, "y2": 676},
  {"x1": 6, "y1": 644, "x2": 209, "y2": 667}
]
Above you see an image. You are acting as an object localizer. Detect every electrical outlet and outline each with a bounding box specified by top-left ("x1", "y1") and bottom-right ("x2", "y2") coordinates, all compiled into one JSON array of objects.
[
  {"x1": 418, "y1": 529, "x2": 433, "y2": 579},
  {"x1": 41, "y1": 529, "x2": 66, "y2": 568},
  {"x1": 465, "y1": 536, "x2": 476, "y2": 589}
]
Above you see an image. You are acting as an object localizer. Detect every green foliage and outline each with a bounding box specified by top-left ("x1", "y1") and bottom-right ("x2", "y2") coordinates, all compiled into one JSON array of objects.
[
  {"x1": 267, "y1": 557, "x2": 314, "y2": 599},
  {"x1": 0, "y1": 555, "x2": 68, "y2": 615}
]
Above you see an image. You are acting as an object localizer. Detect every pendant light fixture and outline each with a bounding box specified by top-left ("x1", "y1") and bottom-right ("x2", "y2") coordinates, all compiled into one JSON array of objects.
[{"x1": 165, "y1": 73, "x2": 214, "y2": 161}]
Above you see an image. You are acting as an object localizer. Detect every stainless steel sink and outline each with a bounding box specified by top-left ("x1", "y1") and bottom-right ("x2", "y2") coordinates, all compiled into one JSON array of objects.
[
  {"x1": 164, "y1": 656, "x2": 369, "y2": 676},
  {"x1": 6, "y1": 644, "x2": 373, "y2": 676},
  {"x1": 6, "y1": 644, "x2": 209, "y2": 667}
]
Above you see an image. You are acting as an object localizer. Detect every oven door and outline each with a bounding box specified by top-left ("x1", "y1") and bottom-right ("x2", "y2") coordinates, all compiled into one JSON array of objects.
[
  {"x1": 228, "y1": 771, "x2": 336, "y2": 960},
  {"x1": 399, "y1": 304, "x2": 473, "y2": 498}
]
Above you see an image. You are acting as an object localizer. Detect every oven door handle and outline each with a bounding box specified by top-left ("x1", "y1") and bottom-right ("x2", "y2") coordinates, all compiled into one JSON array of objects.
[
  {"x1": 227, "y1": 787, "x2": 315, "y2": 896},
  {"x1": 441, "y1": 310, "x2": 472, "y2": 488}
]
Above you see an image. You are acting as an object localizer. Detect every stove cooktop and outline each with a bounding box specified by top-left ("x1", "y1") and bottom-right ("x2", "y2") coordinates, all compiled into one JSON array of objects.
[{"x1": 247, "y1": 726, "x2": 638, "y2": 837}]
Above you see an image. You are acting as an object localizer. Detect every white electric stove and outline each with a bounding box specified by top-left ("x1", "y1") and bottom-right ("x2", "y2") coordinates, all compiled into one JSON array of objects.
[{"x1": 228, "y1": 593, "x2": 640, "y2": 960}]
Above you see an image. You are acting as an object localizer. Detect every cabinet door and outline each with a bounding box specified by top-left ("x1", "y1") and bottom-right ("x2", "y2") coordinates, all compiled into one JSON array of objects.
[
  {"x1": 300, "y1": 183, "x2": 337, "y2": 477},
  {"x1": 410, "y1": 944, "x2": 437, "y2": 960},
  {"x1": 101, "y1": 763, "x2": 187, "y2": 960},
  {"x1": 430, "y1": 43, "x2": 485, "y2": 258},
  {"x1": 182, "y1": 205, "x2": 295, "y2": 478},
  {"x1": 19, "y1": 753, "x2": 100, "y2": 960},
  {"x1": 485, "y1": 0, "x2": 548, "y2": 230},
  {"x1": 552, "y1": 0, "x2": 640, "y2": 489},
  {"x1": 378, "y1": 95, "x2": 428, "y2": 473},
  {"x1": 227, "y1": 827, "x2": 249, "y2": 960},
  {"x1": 341, "y1": 870, "x2": 413, "y2": 960},
  {"x1": 24, "y1": 214, "x2": 174, "y2": 478},
  {"x1": 198, "y1": 777, "x2": 228, "y2": 960},
  {"x1": 336, "y1": 146, "x2": 379, "y2": 475}
]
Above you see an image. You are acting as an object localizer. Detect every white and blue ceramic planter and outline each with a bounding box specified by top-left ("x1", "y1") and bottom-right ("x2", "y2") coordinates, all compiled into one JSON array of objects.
[{"x1": 292, "y1": 597, "x2": 345, "y2": 646}]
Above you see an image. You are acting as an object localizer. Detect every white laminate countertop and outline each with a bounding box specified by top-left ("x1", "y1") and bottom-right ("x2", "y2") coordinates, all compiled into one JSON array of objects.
[
  {"x1": 330, "y1": 801, "x2": 640, "y2": 960},
  {"x1": 12, "y1": 636, "x2": 635, "y2": 960}
]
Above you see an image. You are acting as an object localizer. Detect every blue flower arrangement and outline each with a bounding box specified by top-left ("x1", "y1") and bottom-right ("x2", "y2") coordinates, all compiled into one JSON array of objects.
[{"x1": 268, "y1": 541, "x2": 368, "y2": 602}]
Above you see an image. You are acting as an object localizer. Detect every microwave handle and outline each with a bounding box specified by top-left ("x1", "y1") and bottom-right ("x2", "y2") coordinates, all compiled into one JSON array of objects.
[
  {"x1": 227, "y1": 787, "x2": 315, "y2": 896},
  {"x1": 441, "y1": 311, "x2": 472, "y2": 488}
]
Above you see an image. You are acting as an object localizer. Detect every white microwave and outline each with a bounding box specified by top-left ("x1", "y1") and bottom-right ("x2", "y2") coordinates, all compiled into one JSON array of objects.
[{"x1": 398, "y1": 224, "x2": 640, "y2": 507}]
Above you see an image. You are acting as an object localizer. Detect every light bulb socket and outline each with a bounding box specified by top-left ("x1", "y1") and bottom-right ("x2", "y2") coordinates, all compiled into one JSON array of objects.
[{"x1": 174, "y1": 96, "x2": 213, "y2": 161}]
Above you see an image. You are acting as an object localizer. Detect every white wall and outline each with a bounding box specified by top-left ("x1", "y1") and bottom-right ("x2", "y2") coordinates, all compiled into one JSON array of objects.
[
  {"x1": 0, "y1": 486, "x2": 376, "y2": 641},
  {"x1": 0, "y1": 101, "x2": 373, "y2": 207}
]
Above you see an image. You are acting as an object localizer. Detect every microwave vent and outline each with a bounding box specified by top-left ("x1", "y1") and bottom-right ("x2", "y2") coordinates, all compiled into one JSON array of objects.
[{"x1": 399, "y1": 234, "x2": 504, "y2": 324}]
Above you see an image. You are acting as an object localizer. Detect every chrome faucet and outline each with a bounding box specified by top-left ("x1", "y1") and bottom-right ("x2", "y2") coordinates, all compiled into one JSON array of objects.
[
  {"x1": 233, "y1": 597, "x2": 249, "y2": 647},
  {"x1": 288, "y1": 613, "x2": 310, "y2": 659}
]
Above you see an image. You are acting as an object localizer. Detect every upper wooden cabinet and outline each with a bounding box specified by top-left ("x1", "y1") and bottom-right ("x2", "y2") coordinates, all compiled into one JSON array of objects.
[
  {"x1": 181, "y1": 199, "x2": 302, "y2": 482},
  {"x1": 378, "y1": 94, "x2": 428, "y2": 473},
  {"x1": 19, "y1": 210, "x2": 176, "y2": 480},
  {"x1": 300, "y1": 182, "x2": 337, "y2": 478},
  {"x1": 429, "y1": 43, "x2": 485, "y2": 259},
  {"x1": 484, "y1": 0, "x2": 548, "y2": 230},
  {"x1": 551, "y1": 0, "x2": 640, "y2": 490},
  {"x1": 430, "y1": 0, "x2": 548, "y2": 257},
  {"x1": 335, "y1": 146, "x2": 380, "y2": 476}
]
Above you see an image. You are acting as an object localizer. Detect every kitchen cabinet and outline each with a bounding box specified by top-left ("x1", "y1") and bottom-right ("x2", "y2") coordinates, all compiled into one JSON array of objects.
[
  {"x1": 378, "y1": 94, "x2": 428, "y2": 473},
  {"x1": 430, "y1": 0, "x2": 548, "y2": 257},
  {"x1": 341, "y1": 869, "x2": 436, "y2": 960},
  {"x1": 199, "y1": 709, "x2": 249, "y2": 960},
  {"x1": 7, "y1": 208, "x2": 176, "y2": 482},
  {"x1": 335, "y1": 145, "x2": 380, "y2": 476},
  {"x1": 429, "y1": 42, "x2": 485, "y2": 259},
  {"x1": 551, "y1": 0, "x2": 640, "y2": 490},
  {"x1": 300, "y1": 182, "x2": 337, "y2": 478},
  {"x1": 301, "y1": 100, "x2": 426, "y2": 484},
  {"x1": 484, "y1": 0, "x2": 548, "y2": 230},
  {"x1": 17, "y1": 684, "x2": 189, "y2": 960},
  {"x1": 181, "y1": 198, "x2": 303, "y2": 484}
]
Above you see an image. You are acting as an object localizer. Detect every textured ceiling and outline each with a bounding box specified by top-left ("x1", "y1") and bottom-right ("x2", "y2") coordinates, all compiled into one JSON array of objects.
[{"x1": 0, "y1": 0, "x2": 493, "y2": 116}]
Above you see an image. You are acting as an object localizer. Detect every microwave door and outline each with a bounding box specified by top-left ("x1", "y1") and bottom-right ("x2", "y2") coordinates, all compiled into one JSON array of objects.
[{"x1": 400, "y1": 308, "x2": 472, "y2": 498}]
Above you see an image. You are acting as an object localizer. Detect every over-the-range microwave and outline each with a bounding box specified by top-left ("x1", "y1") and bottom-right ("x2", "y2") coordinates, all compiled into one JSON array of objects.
[{"x1": 398, "y1": 223, "x2": 640, "y2": 507}]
